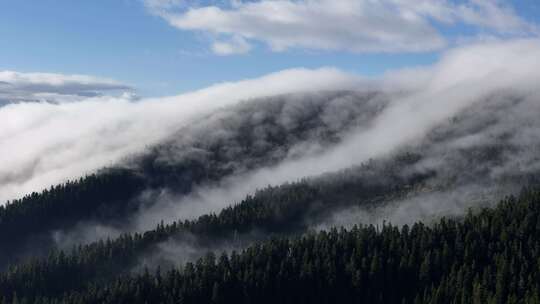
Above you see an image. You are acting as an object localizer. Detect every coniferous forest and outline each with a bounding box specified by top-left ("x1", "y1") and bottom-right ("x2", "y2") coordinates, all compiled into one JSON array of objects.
[
  {"x1": 1, "y1": 88, "x2": 540, "y2": 304},
  {"x1": 2, "y1": 9, "x2": 540, "y2": 300},
  {"x1": 3, "y1": 188, "x2": 540, "y2": 303}
]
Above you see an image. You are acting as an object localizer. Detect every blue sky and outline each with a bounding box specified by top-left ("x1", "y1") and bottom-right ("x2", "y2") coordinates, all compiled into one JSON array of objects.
[{"x1": 1, "y1": 0, "x2": 539, "y2": 97}]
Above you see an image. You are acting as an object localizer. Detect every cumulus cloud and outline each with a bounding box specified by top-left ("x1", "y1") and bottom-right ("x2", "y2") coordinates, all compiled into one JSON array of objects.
[
  {"x1": 0, "y1": 71, "x2": 132, "y2": 105},
  {"x1": 145, "y1": 0, "x2": 538, "y2": 55},
  {"x1": 0, "y1": 68, "x2": 363, "y2": 203}
]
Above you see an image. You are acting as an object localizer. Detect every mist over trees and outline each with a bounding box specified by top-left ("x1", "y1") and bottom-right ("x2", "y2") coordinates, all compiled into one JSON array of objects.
[
  {"x1": 2, "y1": 40, "x2": 540, "y2": 303},
  {"x1": 1, "y1": 87, "x2": 540, "y2": 302},
  {"x1": 3, "y1": 188, "x2": 540, "y2": 303},
  {"x1": 0, "y1": 91, "x2": 388, "y2": 266}
]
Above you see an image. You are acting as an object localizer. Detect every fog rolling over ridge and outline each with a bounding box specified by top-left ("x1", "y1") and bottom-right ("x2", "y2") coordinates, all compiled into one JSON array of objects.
[
  {"x1": 44, "y1": 39, "x2": 540, "y2": 255},
  {"x1": 7, "y1": 0, "x2": 540, "y2": 301},
  {"x1": 51, "y1": 90, "x2": 390, "y2": 247},
  {"x1": 0, "y1": 68, "x2": 362, "y2": 204},
  {"x1": 136, "y1": 84, "x2": 540, "y2": 268},
  {"x1": 131, "y1": 39, "x2": 540, "y2": 228},
  {"x1": 2, "y1": 39, "x2": 540, "y2": 267},
  {"x1": 317, "y1": 91, "x2": 540, "y2": 230}
]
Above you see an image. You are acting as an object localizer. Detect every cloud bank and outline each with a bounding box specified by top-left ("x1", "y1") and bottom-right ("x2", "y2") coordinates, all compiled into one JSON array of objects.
[
  {"x1": 129, "y1": 38, "x2": 540, "y2": 228},
  {"x1": 0, "y1": 71, "x2": 132, "y2": 105},
  {"x1": 145, "y1": 0, "x2": 538, "y2": 55},
  {"x1": 0, "y1": 68, "x2": 363, "y2": 203},
  {"x1": 4, "y1": 38, "x2": 537, "y2": 254},
  {"x1": 2, "y1": 39, "x2": 540, "y2": 232}
]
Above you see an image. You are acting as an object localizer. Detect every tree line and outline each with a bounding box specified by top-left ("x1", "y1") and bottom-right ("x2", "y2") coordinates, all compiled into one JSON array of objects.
[{"x1": 2, "y1": 188, "x2": 540, "y2": 303}]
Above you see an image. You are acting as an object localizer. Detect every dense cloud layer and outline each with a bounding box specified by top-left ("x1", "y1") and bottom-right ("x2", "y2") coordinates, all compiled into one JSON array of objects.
[
  {"x1": 3, "y1": 39, "x2": 540, "y2": 272},
  {"x1": 47, "y1": 39, "x2": 540, "y2": 248},
  {"x1": 132, "y1": 85, "x2": 540, "y2": 267},
  {"x1": 2, "y1": 39, "x2": 540, "y2": 240},
  {"x1": 137, "y1": 38, "x2": 540, "y2": 225},
  {"x1": 316, "y1": 91, "x2": 540, "y2": 230},
  {"x1": 0, "y1": 68, "x2": 363, "y2": 203}
]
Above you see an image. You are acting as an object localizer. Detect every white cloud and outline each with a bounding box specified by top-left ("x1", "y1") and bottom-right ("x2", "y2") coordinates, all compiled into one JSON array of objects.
[
  {"x1": 211, "y1": 35, "x2": 252, "y2": 55},
  {"x1": 394, "y1": 0, "x2": 537, "y2": 34},
  {"x1": 145, "y1": 0, "x2": 538, "y2": 55},
  {"x1": 132, "y1": 38, "x2": 540, "y2": 227},
  {"x1": 266, "y1": 39, "x2": 540, "y2": 180},
  {"x1": 455, "y1": 0, "x2": 537, "y2": 34},
  {"x1": 0, "y1": 71, "x2": 132, "y2": 105},
  {"x1": 0, "y1": 67, "x2": 363, "y2": 203},
  {"x1": 3, "y1": 38, "x2": 540, "y2": 216}
]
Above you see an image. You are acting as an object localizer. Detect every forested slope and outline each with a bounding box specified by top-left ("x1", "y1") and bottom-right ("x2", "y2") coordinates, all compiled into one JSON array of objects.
[
  {"x1": 0, "y1": 91, "x2": 385, "y2": 266},
  {"x1": 0, "y1": 156, "x2": 431, "y2": 300},
  {"x1": 3, "y1": 188, "x2": 540, "y2": 303},
  {"x1": 2, "y1": 90, "x2": 540, "y2": 303}
]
